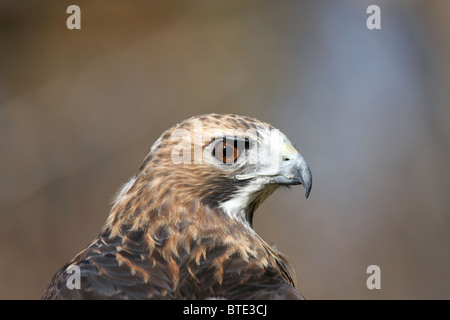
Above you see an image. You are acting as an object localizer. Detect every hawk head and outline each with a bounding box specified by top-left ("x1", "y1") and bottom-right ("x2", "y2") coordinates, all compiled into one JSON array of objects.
[
  {"x1": 43, "y1": 114, "x2": 313, "y2": 300},
  {"x1": 108, "y1": 114, "x2": 311, "y2": 231}
]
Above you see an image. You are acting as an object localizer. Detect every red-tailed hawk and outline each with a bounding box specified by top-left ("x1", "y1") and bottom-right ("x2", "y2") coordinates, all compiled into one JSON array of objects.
[{"x1": 42, "y1": 114, "x2": 312, "y2": 300}]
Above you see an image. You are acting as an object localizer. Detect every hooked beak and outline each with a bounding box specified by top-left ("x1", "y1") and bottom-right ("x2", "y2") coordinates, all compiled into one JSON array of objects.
[
  {"x1": 272, "y1": 152, "x2": 312, "y2": 198},
  {"x1": 235, "y1": 135, "x2": 312, "y2": 198}
]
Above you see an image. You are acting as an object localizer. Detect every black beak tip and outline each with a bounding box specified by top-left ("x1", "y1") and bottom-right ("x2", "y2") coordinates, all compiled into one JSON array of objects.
[
  {"x1": 304, "y1": 183, "x2": 311, "y2": 199},
  {"x1": 299, "y1": 164, "x2": 312, "y2": 199}
]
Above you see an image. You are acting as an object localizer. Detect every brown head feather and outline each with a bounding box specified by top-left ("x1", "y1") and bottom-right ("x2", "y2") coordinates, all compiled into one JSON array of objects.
[{"x1": 42, "y1": 114, "x2": 307, "y2": 300}]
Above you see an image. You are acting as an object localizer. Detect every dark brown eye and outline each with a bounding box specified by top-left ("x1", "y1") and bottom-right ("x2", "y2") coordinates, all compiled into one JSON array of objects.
[
  {"x1": 212, "y1": 140, "x2": 239, "y2": 164},
  {"x1": 212, "y1": 138, "x2": 250, "y2": 164}
]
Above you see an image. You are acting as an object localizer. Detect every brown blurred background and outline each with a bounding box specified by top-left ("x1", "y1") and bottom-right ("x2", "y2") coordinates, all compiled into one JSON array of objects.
[{"x1": 1, "y1": 0, "x2": 449, "y2": 299}]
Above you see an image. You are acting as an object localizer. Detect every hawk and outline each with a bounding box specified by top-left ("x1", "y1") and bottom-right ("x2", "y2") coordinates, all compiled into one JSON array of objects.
[{"x1": 42, "y1": 114, "x2": 312, "y2": 300}]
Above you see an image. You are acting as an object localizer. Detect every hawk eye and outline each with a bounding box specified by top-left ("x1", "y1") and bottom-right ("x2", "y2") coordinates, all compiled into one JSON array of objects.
[{"x1": 212, "y1": 138, "x2": 249, "y2": 164}]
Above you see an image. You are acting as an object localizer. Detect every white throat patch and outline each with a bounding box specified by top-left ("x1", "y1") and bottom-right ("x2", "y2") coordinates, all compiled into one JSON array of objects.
[{"x1": 219, "y1": 177, "x2": 276, "y2": 228}]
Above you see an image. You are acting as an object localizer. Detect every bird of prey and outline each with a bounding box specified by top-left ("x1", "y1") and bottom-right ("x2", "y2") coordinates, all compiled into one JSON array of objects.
[{"x1": 42, "y1": 114, "x2": 312, "y2": 300}]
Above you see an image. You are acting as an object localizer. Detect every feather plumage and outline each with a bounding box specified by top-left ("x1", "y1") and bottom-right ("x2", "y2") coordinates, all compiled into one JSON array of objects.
[{"x1": 42, "y1": 114, "x2": 311, "y2": 300}]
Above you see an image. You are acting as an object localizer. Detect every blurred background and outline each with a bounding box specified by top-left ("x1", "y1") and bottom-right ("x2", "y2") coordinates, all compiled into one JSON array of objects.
[{"x1": 0, "y1": 0, "x2": 449, "y2": 299}]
